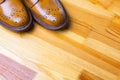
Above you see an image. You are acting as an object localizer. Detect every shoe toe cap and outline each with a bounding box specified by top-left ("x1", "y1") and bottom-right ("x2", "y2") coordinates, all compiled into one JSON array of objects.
[
  {"x1": 1, "y1": 12, "x2": 29, "y2": 27},
  {"x1": 43, "y1": 13, "x2": 65, "y2": 26}
]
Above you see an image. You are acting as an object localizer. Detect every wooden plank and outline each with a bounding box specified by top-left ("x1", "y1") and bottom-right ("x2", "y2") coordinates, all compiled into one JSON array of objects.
[
  {"x1": 61, "y1": 0, "x2": 120, "y2": 43},
  {"x1": 80, "y1": 70, "x2": 103, "y2": 80},
  {"x1": 0, "y1": 54, "x2": 36, "y2": 80},
  {"x1": 0, "y1": 0, "x2": 120, "y2": 80}
]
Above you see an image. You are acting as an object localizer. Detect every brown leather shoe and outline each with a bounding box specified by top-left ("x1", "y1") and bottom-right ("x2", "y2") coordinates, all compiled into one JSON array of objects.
[
  {"x1": 24, "y1": 0, "x2": 68, "y2": 30},
  {"x1": 0, "y1": 0, "x2": 32, "y2": 32}
]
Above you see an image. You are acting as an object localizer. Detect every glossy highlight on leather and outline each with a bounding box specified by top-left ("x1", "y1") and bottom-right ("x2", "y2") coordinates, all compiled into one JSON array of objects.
[
  {"x1": 0, "y1": 0, "x2": 32, "y2": 32},
  {"x1": 0, "y1": 0, "x2": 68, "y2": 32},
  {"x1": 24, "y1": 0, "x2": 69, "y2": 30}
]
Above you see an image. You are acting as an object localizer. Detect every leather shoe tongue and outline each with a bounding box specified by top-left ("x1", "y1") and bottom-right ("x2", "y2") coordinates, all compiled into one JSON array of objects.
[
  {"x1": 24, "y1": 0, "x2": 39, "y2": 8},
  {"x1": 0, "y1": 0, "x2": 5, "y2": 4}
]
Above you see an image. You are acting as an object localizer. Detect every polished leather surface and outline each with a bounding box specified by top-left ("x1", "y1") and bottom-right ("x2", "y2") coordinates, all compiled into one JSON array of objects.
[
  {"x1": 25, "y1": 0, "x2": 68, "y2": 30},
  {"x1": 0, "y1": 0, "x2": 5, "y2": 4},
  {"x1": 0, "y1": 0, "x2": 30, "y2": 28}
]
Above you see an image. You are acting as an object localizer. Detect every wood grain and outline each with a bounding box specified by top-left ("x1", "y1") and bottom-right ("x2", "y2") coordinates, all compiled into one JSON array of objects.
[
  {"x1": 80, "y1": 70, "x2": 103, "y2": 80},
  {"x1": 0, "y1": 54, "x2": 36, "y2": 80},
  {"x1": 0, "y1": 0, "x2": 120, "y2": 80}
]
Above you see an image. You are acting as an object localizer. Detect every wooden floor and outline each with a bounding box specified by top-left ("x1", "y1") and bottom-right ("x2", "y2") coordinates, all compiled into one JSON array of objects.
[{"x1": 0, "y1": 0, "x2": 120, "y2": 80}]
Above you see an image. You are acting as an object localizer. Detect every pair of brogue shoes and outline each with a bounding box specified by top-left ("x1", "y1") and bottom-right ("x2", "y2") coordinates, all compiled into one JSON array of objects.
[{"x1": 0, "y1": 0, "x2": 68, "y2": 32}]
